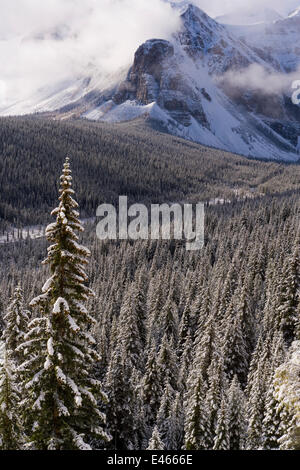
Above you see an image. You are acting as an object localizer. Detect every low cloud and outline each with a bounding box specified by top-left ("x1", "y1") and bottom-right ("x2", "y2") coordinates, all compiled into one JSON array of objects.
[
  {"x1": 1, "y1": 0, "x2": 300, "y2": 109},
  {"x1": 0, "y1": 0, "x2": 180, "y2": 108},
  {"x1": 220, "y1": 63, "x2": 300, "y2": 96}
]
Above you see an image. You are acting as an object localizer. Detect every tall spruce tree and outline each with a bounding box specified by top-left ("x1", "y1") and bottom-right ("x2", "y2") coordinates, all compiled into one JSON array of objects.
[
  {"x1": 246, "y1": 361, "x2": 266, "y2": 450},
  {"x1": 205, "y1": 353, "x2": 227, "y2": 447},
  {"x1": 3, "y1": 285, "x2": 29, "y2": 366},
  {"x1": 213, "y1": 397, "x2": 229, "y2": 450},
  {"x1": 156, "y1": 334, "x2": 179, "y2": 394},
  {"x1": 0, "y1": 285, "x2": 29, "y2": 449},
  {"x1": 169, "y1": 392, "x2": 185, "y2": 450},
  {"x1": 262, "y1": 380, "x2": 286, "y2": 449},
  {"x1": 184, "y1": 373, "x2": 210, "y2": 450},
  {"x1": 18, "y1": 158, "x2": 109, "y2": 450},
  {"x1": 0, "y1": 351, "x2": 22, "y2": 449},
  {"x1": 141, "y1": 340, "x2": 162, "y2": 435},
  {"x1": 227, "y1": 376, "x2": 246, "y2": 450},
  {"x1": 105, "y1": 343, "x2": 139, "y2": 450},
  {"x1": 156, "y1": 383, "x2": 176, "y2": 449},
  {"x1": 117, "y1": 284, "x2": 144, "y2": 372},
  {"x1": 221, "y1": 299, "x2": 249, "y2": 385},
  {"x1": 277, "y1": 246, "x2": 300, "y2": 345},
  {"x1": 274, "y1": 341, "x2": 300, "y2": 450}
]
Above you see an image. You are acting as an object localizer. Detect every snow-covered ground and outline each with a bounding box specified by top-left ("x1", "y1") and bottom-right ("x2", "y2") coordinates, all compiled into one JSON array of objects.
[
  {"x1": 0, "y1": 219, "x2": 95, "y2": 246},
  {"x1": 0, "y1": 225, "x2": 45, "y2": 245}
]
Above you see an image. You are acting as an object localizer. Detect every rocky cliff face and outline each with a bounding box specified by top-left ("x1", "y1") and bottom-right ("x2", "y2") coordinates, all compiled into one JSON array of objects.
[
  {"x1": 114, "y1": 40, "x2": 175, "y2": 105},
  {"x1": 114, "y1": 36, "x2": 208, "y2": 128},
  {"x1": 111, "y1": 4, "x2": 270, "y2": 130}
]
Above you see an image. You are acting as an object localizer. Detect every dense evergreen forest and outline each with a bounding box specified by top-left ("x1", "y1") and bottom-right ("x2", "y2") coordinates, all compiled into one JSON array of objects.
[
  {"x1": 0, "y1": 118, "x2": 299, "y2": 450},
  {"x1": 1, "y1": 116, "x2": 300, "y2": 230}
]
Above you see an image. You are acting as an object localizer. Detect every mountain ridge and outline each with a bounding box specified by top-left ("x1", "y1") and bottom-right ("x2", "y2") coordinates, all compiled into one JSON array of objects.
[{"x1": 1, "y1": 3, "x2": 300, "y2": 162}]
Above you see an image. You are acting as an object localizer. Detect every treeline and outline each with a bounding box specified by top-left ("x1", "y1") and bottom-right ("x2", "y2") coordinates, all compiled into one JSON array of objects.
[
  {"x1": 0, "y1": 169, "x2": 299, "y2": 448},
  {"x1": 1, "y1": 117, "x2": 300, "y2": 231}
]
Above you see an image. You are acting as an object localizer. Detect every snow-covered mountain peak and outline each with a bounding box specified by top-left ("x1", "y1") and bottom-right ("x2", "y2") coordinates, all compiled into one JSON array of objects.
[
  {"x1": 80, "y1": 5, "x2": 300, "y2": 162},
  {"x1": 1, "y1": 3, "x2": 300, "y2": 162},
  {"x1": 179, "y1": 2, "x2": 223, "y2": 35}
]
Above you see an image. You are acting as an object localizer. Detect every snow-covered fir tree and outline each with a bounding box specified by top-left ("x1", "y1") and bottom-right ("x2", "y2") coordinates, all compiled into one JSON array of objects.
[
  {"x1": 184, "y1": 373, "x2": 210, "y2": 450},
  {"x1": 156, "y1": 334, "x2": 179, "y2": 394},
  {"x1": 169, "y1": 392, "x2": 185, "y2": 450},
  {"x1": 117, "y1": 284, "x2": 144, "y2": 371},
  {"x1": 213, "y1": 397, "x2": 229, "y2": 450},
  {"x1": 18, "y1": 158, "x2": 109, "y2": 450},
  {"x1": 0, "y1": 285, "x2": 29, "y2": 449},
  {"x1": 141, "y1": 339, "x2": 162, "y2": 435},
  {"x1": 246, "y1": 360, "x2": 266, "y2": 450},
  {"x1": 159, "y1": 294, "x2": 179, "y2": 345},
  {"x1": 274, "y1": 341, "x2": 300, "y2": 450},
  {"x1": 147, "y1": 426, "x2": 165, "y2": 450},
  {"x1": 105, "y1": 343, "x2": 138, "y2": 450},
  {"x1": 0, "y1": 293, "x2": 5, "y2": 336},
  {"x1": 3, "y1": 285, "x2": 29, "y2": 366},
  {"x1": 277, "y1": 244, "x2": 300, "y2": 345},
  {"x1": 155, "y1": 383, "x2": 176, "y2": 449},
  {"x1": 262, "y1": 332, "x2": 287, "y2": 449},
  {"x1": 205, "y1": 353, "x2": 227, "y2": 447},
  {"x1": 262, "y1": 380, "x2": 286, "y2": 450},
  {"x1": 221, "y1": 299, "x2": 249, "y2": 385},
  {"x1": 227, "y1": 376, "x2": 246, "y2": 450},
  {"x1": 0, "y1": 351, "x2": 22, "y2": 449}
]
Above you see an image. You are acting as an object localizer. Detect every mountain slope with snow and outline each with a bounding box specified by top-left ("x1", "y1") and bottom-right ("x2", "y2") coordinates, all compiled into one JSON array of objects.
[
  {"x1": 226, "y1": 6, "x2": 300, "y2": 72},
  {"x1": 216, "y1": 7, "x2": 282, "y2": 26},
  {"x1": 82, "y1": 4, "x2": 300, "y2": 161},
  {"x1": 1, "y1": 3, "x2": 300, "y2": 162}
]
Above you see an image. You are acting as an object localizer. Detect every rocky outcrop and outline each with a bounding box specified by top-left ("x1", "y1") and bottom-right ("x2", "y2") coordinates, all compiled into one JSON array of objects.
[
  {"x1": 111, "y1": 3, "x2": 300, "y2": 142},
  {"x1": 175, "y1": 4, "x2": 255, "y2": 74},
  {"x1": 113, "y1": 37, "x2": 209, "y2": 128},
  {"x1": 114, "y1": 39, "x2": 174, "y2": 105}
]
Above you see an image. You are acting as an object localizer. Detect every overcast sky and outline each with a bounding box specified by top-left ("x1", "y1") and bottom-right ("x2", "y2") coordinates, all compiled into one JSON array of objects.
[
  {"x1": 0, "y1": 0, "x2": 299, "y2": 108},
  {"x1": 1, "y1": 0, "x2": 298, "y2": 36}
]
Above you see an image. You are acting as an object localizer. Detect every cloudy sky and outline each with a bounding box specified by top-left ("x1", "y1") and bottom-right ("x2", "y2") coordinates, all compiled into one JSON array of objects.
[{"x1": 0, "y1": 0, "x2": 299, "y2": 108}]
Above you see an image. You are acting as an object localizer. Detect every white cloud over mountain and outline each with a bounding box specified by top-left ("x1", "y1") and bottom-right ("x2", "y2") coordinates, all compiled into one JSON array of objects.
[{"x1": 0, "y1": 0, "x2": 299, "y2": 108}]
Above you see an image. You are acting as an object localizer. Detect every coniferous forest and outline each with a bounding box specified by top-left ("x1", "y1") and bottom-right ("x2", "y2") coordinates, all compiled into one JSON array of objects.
[{"x1": 0, "y1": 118, "x2": 300, "y2": 451}]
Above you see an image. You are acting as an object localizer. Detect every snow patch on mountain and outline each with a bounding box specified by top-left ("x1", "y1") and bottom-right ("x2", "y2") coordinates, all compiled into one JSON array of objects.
[
  {"x1": 288, "y1": 6, "x2": 300, "y2": 18},
  {"x1": 0, "y1": 78, "x2": 90, "y2": 116},
  {"x1": 227, "y1": 8, "x2": 300, "y2": 73},
  {"x1": 84, "y1": 100, "x2": 156, "y2": 123},
  {"x1": 216, "y1": 8, "x2": 282, "y2": 26}
]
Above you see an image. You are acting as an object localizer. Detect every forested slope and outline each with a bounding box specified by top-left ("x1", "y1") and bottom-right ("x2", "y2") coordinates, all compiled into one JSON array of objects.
[
  {"x1": 0, "y1": 118, "x2": 299, "y2": 450},
  {"x1": 1, "y1": 116, "x2": 300, "y2": 229},
  {"x1": 0, "y1": 190, "x2": 299, "y2": 449}
]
